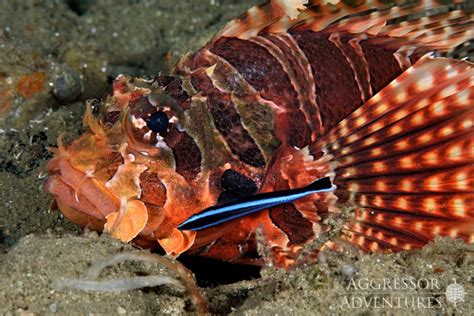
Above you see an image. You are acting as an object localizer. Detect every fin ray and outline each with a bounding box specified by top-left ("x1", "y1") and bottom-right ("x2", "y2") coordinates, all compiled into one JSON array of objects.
[
  {"x1": 216, "y1": 0, "x2": 472, "y2": 59},
  {"x1": 310, "y1": 56, "x2": 474, "y2": 251}
]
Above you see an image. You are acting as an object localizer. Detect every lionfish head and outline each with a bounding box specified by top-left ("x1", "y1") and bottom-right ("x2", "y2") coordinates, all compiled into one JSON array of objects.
[{"x1": 44, "y1": 75, "x2": 211, "y2": 255}]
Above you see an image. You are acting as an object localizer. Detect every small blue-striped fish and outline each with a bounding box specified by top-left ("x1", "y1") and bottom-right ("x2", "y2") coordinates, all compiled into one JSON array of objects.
[{"x1": 178, "y1": 177, "x2": 334, "y2": 231}]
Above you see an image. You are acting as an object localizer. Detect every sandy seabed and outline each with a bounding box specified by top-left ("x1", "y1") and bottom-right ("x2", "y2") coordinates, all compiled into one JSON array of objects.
[{"x1": 0, "y1": 1, "x2": 472, "y2": 315}]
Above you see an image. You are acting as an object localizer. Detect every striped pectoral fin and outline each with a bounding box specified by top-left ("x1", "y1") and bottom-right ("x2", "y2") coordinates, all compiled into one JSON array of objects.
[
  {"x1": 312, "y1": 55, "x2": 474, "y2": 252},
  {"x1": 343, "y1": 205, "x2": 473, "y2": 252}
]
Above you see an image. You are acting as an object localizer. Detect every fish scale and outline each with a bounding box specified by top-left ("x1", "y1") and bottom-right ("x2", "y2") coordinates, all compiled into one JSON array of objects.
[{"x1": 44, "y1": 0, "x2": 473, "y2": 268}]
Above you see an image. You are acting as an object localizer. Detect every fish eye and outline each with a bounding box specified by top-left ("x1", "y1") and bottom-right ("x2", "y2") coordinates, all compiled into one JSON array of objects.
[
  {"x1": 125, "y1": 94, "x2": 183, "y2": 155},
  {"x1": 146, "y1": 110, "x2": 169, "y2": 134}
]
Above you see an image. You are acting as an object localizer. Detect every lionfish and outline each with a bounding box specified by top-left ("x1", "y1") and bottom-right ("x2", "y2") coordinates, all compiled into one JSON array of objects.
[{"x1": 45, "y1": 0, "x2": 474, "y2": 268}]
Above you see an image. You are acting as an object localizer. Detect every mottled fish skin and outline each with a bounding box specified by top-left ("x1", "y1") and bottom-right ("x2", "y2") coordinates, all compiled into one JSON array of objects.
[{"x1": 44, "y1": 0, "x2": 474, "y2": 268}]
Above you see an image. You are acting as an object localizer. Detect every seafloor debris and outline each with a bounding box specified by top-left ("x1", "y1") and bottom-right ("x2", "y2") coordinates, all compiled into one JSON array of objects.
[
  {"x1": 16, "y1": 72, "x2": 46, "y2": 99},
  {"x1": 52, "y1": 251, "x2": 207, "y2": 314}
]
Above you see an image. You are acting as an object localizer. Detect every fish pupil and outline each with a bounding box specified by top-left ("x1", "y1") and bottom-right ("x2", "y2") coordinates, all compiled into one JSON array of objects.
[{"x1": 146, "y1": 111, "x2": 169, "y2": 134}]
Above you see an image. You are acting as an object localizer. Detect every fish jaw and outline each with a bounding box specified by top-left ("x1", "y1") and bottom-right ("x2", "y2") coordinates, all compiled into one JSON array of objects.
[
  {"x1": 44, "y1": 145, "x2": 201, "y2": 256},
  {"x1": 44, "y1": 160, "x2": 114, "y2": 230},
  {"x1": 43, "y1": 131, "x2": 118, "y2": 226},
  {"x1": 44, "y1": 132, "x2": 166, "y2": 245}
]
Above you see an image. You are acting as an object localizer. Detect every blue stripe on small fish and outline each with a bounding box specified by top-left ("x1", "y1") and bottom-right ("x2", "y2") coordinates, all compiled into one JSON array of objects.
[{"x1": 178, "y1": 177, "x2": 334, "y2": 231}]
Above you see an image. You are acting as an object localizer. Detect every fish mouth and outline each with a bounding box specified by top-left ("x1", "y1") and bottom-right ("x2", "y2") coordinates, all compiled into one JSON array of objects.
[
  {"x1": 44, "y1": 153, "x2": 197, "y2": 256},
  {"x1": 44, "y1": 156, "x2": 120, "y2": 230}
]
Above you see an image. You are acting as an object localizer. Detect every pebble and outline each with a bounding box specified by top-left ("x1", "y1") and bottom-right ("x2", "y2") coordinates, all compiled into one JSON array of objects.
[
  {"x1": 49, "y1": 303, "x2": 58, "y2": 313},
  {"x1": 53, "y1": 69, "x2": 82, "y2": 102},
  {"x1": 341, "y1": 264, "x2": 356, "y2": 278},
  {"x1": 117, "y1": 306, "x2": 127, "y2": 315}
]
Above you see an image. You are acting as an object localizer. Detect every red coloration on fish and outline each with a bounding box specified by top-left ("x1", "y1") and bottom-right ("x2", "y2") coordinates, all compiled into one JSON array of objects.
[{"x1": 44, "y1": 0, "x2": 474, "y2": 268}]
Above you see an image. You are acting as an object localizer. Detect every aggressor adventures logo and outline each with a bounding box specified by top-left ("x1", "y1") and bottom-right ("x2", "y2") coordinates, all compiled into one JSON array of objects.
[
  {"x1": 444, "y1": 280, "x2": 466, "y2": 307},
  {"x1": 336, "y1": 277, "x2": 468, "y2": 310}
]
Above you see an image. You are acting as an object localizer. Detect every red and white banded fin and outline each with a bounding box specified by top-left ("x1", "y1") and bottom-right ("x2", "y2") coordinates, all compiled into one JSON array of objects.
[
  {"x1": 357, "y1": 10, "x2": 474, "y2": 67},
  {"x1": 217, "y1": 0, "x2": 468, "y2": 39},
  {"x1": 216, "y1": 0, "x2": 309, "y2": 39},
  {"x1": 378, "y1": 10, "x2": 472, "y2": 38},
  {"x1": 334, "y1": 9, "x2": 473, "y2": 52},
  {"x1": 309, "y1": 55, "x2": 474, "y2": 252}
]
